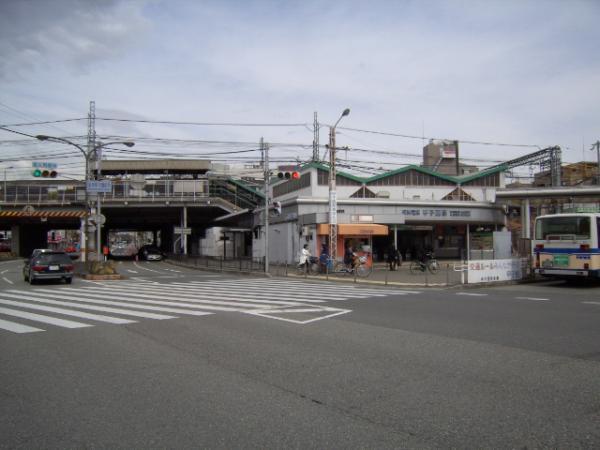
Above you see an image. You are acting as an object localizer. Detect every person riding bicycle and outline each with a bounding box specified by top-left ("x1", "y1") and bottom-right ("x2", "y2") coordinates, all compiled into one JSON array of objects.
[
  {"x1": 344, "y1": 245, "x2": 359, "y2": 270},
  {"x1": 298, "y1": 244, "x2": 311, "y2": 271}
]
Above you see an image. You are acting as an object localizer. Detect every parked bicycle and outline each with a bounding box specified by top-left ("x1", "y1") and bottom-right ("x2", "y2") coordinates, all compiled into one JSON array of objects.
[{"x1": 409, "y1": 252, "x2": 439, "y2": 275}]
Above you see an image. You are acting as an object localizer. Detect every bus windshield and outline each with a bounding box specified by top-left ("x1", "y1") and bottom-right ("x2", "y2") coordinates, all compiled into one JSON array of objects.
[{"x1": 535, "y1": 216, "x2": 590, "y2": 240}]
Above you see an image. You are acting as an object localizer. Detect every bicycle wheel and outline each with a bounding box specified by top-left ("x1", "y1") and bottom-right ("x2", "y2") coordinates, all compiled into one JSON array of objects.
[
  {"x1": 333, "y1": 261, "x2": 349, "y2": 276},
  {"x1": 356, "y1": 264, "x2": 372, "y2": 277},
  {"x1": 295, "y1": 264, "x2": 308, "y2": 276},
  {"x1": 427, "y1": 259, "x2": 439, "y2": 274},
  {"x1": 409, "y1": 261, "x2": 423, "y2": 275}
]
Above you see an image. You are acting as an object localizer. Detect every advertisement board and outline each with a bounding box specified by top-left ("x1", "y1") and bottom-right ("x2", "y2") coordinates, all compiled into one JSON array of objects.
[{"x1": 467, "y1": 258, "x2": 524, "y2": 283}]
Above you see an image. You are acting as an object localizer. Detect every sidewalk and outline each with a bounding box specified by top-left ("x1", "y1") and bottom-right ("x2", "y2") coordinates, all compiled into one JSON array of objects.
[{"x1": 269, "y1": 260, "x2": 466, "y2": 287}]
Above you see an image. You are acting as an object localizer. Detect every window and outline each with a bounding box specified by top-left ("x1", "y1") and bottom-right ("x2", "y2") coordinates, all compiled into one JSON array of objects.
[{"x1": 535, "y1": 216, "x2": 590, "y2": 239}]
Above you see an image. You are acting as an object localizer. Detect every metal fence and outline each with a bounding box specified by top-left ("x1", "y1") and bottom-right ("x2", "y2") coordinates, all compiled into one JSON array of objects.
[{"x1": 168, "y1": 253, "x2": 265, "y2": 273}]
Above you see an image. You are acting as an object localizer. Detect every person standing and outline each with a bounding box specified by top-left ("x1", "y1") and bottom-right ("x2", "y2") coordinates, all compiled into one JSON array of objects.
[{"x1": 387, "y1": 244, "x2": 399, "y2": 271}]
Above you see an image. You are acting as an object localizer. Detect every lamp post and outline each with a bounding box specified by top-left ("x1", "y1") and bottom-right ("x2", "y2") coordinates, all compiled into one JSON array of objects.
[
  {"x1": 328, "y1": 108, "x2": 350, "y2": 265},
  {"x1": 36, "y1": 135, "x2": 134, "y2": 263}
]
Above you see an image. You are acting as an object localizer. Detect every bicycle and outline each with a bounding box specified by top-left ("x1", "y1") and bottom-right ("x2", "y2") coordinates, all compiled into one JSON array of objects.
[
  {"x1": 295, "y1": 256, "x2": 320, "y2": 275},
  {"x1": 409, "y1": 252, "x2": 439, "y2": 275},
  {"x1": 334, "y1": 255, "x2": 373, "y2": 278}
]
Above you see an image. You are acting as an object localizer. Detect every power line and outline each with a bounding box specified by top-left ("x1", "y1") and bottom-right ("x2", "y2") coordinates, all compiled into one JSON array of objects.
[
  {"x1": 96, "y1": 117, "x2": 310, "y2": 127},
  {"x1": 0, "y1": 118, "x2": 86, "y2": 127},
  {"x1": 336, "y1": 126, "x2": 541, "y2": 148}
]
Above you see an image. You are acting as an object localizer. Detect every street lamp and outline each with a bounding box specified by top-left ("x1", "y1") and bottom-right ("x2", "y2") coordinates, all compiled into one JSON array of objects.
[
  {"x1": 36, "y1": 135, "x2": 134, "y2": 263},
  {"x1": 328, "y1": 108, "x2": 350, "y2": 265}
]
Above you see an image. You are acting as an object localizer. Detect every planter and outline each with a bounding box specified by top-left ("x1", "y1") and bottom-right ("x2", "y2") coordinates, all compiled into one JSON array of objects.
[{"x1": 83, "y1": 274, "x2": 125, "y2": 280}]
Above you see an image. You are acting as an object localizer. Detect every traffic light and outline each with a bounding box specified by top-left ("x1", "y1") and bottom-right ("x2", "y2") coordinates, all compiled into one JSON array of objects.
[
  {"x1": 277, "y1": 171, "x2": 300, "y2": 180},
  {"x1": 273, "y1": 201, "x2": 282, "y2": 215},
  {"x1": 33, "y1": 169, "x2": 57, "y2": 178}
]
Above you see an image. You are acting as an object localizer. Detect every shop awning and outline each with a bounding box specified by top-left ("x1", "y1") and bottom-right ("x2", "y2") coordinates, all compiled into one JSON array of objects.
[{"x1": 317, "y1": 224, "x2": 389, "y2": 236}]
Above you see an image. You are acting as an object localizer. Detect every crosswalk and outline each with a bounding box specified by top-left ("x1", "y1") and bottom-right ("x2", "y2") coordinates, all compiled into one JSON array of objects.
[{"x1": 0, "y1": 279, "x2": 419, "y2": 334}]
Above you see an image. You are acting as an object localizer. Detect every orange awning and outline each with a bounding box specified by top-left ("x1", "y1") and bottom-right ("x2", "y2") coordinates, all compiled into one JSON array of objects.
[{"x1": 317, "y1": 224, "x2": 389, "y2": 236}]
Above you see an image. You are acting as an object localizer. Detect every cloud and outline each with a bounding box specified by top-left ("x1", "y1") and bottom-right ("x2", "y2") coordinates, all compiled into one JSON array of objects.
[{"x1": 0, "y1": 0, "x2": 151, "y2": 80}]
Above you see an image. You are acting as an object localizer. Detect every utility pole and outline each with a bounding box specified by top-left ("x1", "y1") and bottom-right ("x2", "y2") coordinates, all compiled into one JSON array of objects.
[
  {"x1": 262, "y1": 138, "x2": 270, "y2": 273},
  {"x1": 328, "y1": 109, "x2": 350, "y2": 265},
  {"x1": 591, "y1": 140, "x2": 600, "y2": 184},
  {"x1": 312, "y1": 112, "x2": 319, "y2": 162}
]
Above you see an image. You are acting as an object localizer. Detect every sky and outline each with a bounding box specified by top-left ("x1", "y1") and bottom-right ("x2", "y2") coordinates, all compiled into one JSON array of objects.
[{"x1": 1, "y1": 0, "x2": 599, "y2": 181}]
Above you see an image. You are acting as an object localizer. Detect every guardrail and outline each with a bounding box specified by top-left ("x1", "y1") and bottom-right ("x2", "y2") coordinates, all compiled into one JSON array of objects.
[{"x1": 168, "y1": 254, "x2": 265, "y2": 273}]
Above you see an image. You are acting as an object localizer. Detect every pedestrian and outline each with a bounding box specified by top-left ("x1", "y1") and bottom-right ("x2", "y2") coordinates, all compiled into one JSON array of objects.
[
  {"x1": 298, "y1": 244, "x2": 311, "y2": 271},
  {"x1": 387, "y1": 244, "x2": 399, "y2": 271}
]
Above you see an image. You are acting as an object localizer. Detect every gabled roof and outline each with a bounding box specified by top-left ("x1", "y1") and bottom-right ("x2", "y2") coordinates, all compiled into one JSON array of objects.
[{"x1": 298, "y1": 161, "x2": 507, "y2": 185}]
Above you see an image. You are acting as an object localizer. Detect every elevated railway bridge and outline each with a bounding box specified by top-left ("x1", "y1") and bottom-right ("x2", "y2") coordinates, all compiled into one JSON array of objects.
[{"x1": 0, "y1": 173, "x2": 262, "y2": 258}]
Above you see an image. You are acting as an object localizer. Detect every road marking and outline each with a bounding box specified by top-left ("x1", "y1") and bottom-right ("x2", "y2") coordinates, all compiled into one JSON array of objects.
[
  {"x1": 0, "y1": 292, "x2": 175, "y2": 320},
  {"x1": 1, "y1": 269, "x2": 8, "y2": 274},
  {"x1": 11, "y1": 289, "x2": 214, "y2": 316},
  {"x1": 115, "y1": 283, "x2": 352, "y2": 301},
  {"x1": 583, "y1": 301, "x2": 600, "y2": 306},
  {"x1": 0, "y1": 318, "x2": 44, "y2": 333},
  {"x1": 515, "y1": 297, "x2": 550, "y2": 302},
  {"x1": 0, "y1": 299, "x2": 136, "y2": 324},
  {"x1": 127, "y1": 270, "x2": 138, "y2": 274},
  {"x1": 0, "y1": 306, "x2": 92, "y2": 329},
  {"x1": 2, "y1": 277, "x2": 13, "y2": 285},
  {"x1": 455, "y1": 293, "x2": 488, "y2": 297},
  {"x1": 133, "y1": 262, "x2": 161, "y2": 273}
]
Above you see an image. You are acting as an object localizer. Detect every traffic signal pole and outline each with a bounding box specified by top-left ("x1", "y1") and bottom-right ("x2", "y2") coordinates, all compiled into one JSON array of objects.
[{"x1": 262, "y1": 138, "x2": 270, "y2": 274}]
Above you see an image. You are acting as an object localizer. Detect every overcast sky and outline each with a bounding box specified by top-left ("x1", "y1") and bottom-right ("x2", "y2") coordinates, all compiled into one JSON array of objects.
[{"x1": 1, "y1": 0, "x2": 599, "y2": 179}]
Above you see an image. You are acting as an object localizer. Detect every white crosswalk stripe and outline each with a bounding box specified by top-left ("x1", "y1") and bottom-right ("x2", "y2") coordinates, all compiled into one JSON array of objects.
[{"x1": 0, "y1": 278, "x2": 413, "y2": 334}]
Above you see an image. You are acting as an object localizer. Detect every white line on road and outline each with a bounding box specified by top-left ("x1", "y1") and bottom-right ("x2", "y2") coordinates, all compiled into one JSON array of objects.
[
  {"x1": 0, "y1": 292, "x2": 176, "y2": 320},
  {"x1": 583, "y1": 301, "x2": 600, "y2": 306},
  {"x1": 0, "y1": 306, "x2": 92, "y2": 329},
  {"x1": 455, "y1": 293, "x2": 488, "y2": 297},
  {"x1": 1, "y1": 269, "x2": 8, "y2": 274},
  {"x1": 133, "y1": 262, "x2": 161, "y2": 273},
  {"x1": 127, "y1": 270, "x2": 138, "y2": 274},
  {"x1": 515, "y1": 297, "x2": 550, "y2": 302},
  {"x1": 0, "y1": 299, "x2": 136, "y2": 324},
  {"x1": 0, "y1": 318, "x2": 44, "y2": 333},
  {"x1": 2, "y1": 277, "x2": 13, "y2": 285}
]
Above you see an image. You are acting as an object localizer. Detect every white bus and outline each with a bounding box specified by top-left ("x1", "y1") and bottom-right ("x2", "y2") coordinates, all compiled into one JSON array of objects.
[{"x1": 533, "y1": 213, "x2": 600, "y2": 279}]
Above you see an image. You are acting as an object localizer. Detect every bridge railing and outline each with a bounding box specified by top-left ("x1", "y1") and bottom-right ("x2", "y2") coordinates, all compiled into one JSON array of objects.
[{"x1": 2, "y1": 180, "x2": 213, "y2": 205}]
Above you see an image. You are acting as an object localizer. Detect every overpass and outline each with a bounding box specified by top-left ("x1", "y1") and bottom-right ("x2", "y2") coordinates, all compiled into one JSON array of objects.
[{"x1": 0, "y1": 175, "x2": 262, "y2": 257}]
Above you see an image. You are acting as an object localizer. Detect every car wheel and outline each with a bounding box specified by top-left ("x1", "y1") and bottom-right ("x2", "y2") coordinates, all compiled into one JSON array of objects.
[{"x1": 65, "y1": 278, "x2": 72, "y2": 285}]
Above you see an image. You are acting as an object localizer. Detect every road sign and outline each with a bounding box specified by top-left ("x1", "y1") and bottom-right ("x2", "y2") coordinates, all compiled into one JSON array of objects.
[
  {"x1": 88, "y1": 214, "x2": 106, "y2": 225},
  {"x1": 86, "y1": 180, "x2": 112, "y2": 193},
  {"x1": 174, "y1": 227, "x2": 192, "y2": 235}
]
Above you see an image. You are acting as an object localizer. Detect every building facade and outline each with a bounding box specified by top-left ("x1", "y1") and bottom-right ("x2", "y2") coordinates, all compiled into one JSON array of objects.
[{"x1": 253, "y1": 163, "x2": 507, "y2": 265}]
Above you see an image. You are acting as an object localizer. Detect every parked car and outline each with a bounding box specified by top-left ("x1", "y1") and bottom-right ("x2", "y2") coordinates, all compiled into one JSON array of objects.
[
  {"x1": 23, "y1": 251, "x2": 74, "y2": 285},
  {"x1": 138, "y1": 245, "x2": 164, "y2": 261},
  {"x1": 109, "y1": 243, "x2": 137, "y2": 259}
]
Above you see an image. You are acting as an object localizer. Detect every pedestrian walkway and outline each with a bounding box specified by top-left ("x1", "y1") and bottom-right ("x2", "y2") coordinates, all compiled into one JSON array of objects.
[
  {"x1": 270, "y1": 260, "x2": 467, "y2": 287},
  {"x1": 0, "y1": 278, "x2": 419, "y2": 334}
]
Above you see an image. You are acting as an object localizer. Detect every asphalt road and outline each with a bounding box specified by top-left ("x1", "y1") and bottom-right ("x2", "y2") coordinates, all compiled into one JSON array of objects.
[{"x1": 1, "y1": 259, "x2": 599, "y2": 448}]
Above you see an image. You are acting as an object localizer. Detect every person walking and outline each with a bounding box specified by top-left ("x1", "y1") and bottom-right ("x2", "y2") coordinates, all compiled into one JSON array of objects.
[
  {"x1": 387, "y1": 244, "x2": 399, "y2": 271},
  {"x1": 298, "y1": 244, "x2": 311, "y2": 272}
]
